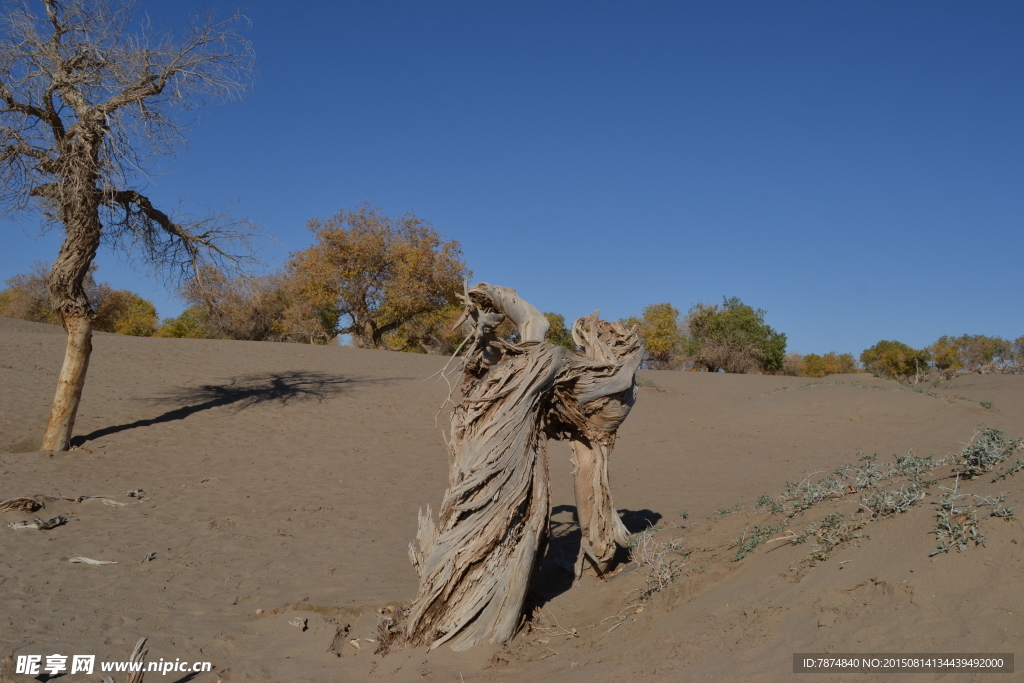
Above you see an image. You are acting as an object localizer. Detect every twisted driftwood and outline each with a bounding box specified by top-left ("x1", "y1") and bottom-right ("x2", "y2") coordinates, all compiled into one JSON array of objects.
[{"x1": 405, "y1": 283, "x2": 643, "y2": 650}]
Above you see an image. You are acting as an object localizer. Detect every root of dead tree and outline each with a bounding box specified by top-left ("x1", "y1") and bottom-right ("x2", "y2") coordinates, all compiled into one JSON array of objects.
[{"x1": 404, "y1": 283, "x2": 643, "y2": 651}]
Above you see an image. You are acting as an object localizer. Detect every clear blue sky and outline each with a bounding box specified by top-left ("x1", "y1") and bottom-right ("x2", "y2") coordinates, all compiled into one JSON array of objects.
[{"x1": 3, "y1": 1, "x2": 1022, "y2": 355}]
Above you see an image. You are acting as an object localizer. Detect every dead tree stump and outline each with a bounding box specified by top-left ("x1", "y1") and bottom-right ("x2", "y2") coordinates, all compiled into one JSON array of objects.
[{"x1": 404, "y1": 283, "x2": 643, "y2": 650}]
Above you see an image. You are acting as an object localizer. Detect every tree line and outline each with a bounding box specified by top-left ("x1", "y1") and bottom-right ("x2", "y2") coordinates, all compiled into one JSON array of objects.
[{"x1": 6, "y1": 203, "x2": 1021, "y2": 383}]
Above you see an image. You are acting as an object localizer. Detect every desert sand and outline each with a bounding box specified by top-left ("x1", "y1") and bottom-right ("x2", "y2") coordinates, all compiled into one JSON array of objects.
[{"x1": 1, "y1": 315, "x2": 1022, "y2": 682}]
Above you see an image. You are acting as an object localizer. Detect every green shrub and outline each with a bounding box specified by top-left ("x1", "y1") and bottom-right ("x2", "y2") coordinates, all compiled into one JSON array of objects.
[{"x1": 685, "y1": 297, "x2": 786, "y2": 373}]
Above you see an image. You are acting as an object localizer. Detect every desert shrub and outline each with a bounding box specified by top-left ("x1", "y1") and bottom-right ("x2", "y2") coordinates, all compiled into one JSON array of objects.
[
  {"x1": 861, "y1": 484, "x2": 927, "y2": 516},
  {"x1": 621, "y1": 303, "x2": 685, "y2": 370},
  {"x1": 860, "y1": 340, "x2": 931, "y2": 382},
  {"x1": 628, "y1": 529, "x2": 689, "y2": 598},
  {"x1": 174, "y1": 267, "x2": 295, "y2": 342},
  {"x1": 802, "y1": 352, "x2": 858, "y2": 378},
  {"x1": 992, "y1": 459, "x2": 1024, "y2": 482},
  {"x1": 956, "y1": 426, "x2": 1022, "y2": 479},
  {"x1": 931, "y1": 482, "x2": 986, "y2": 556},
  {"x1": 733, "y1": 522, "x2": 787, "y2": 561},
  {"x1": 685, "y1": 297, "x2": 786, "y2": 373},
  {"x1": 154, "y1": 308, "x2": 210, "y2": 339},
  {"x1": 800, "y1": 512, "x2": 863, "y2": 564},
  {"x1": 781, "y1": 354, "x2": 805, "y2": 376},
  {"x1": 1, "y1": 262, "x2": 157, "y2": 335}
]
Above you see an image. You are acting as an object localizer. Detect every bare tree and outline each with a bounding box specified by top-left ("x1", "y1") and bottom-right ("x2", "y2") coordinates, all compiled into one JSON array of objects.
[{"x1": 0, "y1": 0, "x2": 256, "y2": 450}]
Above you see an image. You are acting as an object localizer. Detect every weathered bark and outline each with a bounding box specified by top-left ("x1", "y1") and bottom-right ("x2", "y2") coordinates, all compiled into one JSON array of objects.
[
  {"x1": 570, "y1": 435, "x2": 631, "y2": 576},
  {"x1": 40, "y1": 179, "x2": 103, "y2": 451},
  {"x1": 40, "y1": 314, "x2": 93, "y2": 451},
  {"x1": 404, "y1": 286, "x2": 643, "y2": 650}
]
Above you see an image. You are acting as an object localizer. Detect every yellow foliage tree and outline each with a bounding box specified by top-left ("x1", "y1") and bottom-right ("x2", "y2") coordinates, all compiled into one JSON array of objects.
[
  {"x1": 801, "y1": 352, "x2": 858, "y2": 378},
  {"x1": 95, "y1": 290, "x2": 158, "y2": 336},
  {"x1": 621, "y1": 303, "x2": 684, "y2": 369},
  {"x1": 286, "y1": 204, "x2": 468, "y2": 349},
  {"x1": 860, "y1": 340, "x2": 931, "y2": 382}
]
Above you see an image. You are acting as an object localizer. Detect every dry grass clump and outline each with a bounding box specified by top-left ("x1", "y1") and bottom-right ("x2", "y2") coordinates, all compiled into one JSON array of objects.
[{"x1": 627, "y1": 528, "x2": 689, "y2": 600}]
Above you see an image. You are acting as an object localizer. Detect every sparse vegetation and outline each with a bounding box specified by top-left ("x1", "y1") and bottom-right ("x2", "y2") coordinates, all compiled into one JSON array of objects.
[
  {"x1": 756, "y1": 379, "x2": 996, "y2": 409},
  {"x1": 790, "y1": 512, "x2": 865, "y2": 564},
  {"x1": 992, "y1": 459, "x2": 1024, "y2": 482},
  {"x1": 627, "y1": 528, "x2": 689, "y2": 599},
  {"x1": 636, "y1": 375, "x2": 667, "y2": 391},
  {"x1": 733, "y1": 522, "x2": 788, "y2": 561},
  {"x1": 956, "y1": 426, "x2": 1023, "y2": 479},
  {"x1": 931, "y1": 478, "x2": 987, "y2": 556},
  {"x1": 715, "y1": 504, "x2": 742, "y2": 517},
  {"x1": 740, "y1": 428, "x2": 1020, "y2": 564}
]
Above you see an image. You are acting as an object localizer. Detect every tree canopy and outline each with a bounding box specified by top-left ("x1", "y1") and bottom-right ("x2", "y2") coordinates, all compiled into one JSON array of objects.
[
  {"x1": 685, "y1": 297, "x2": 787, "y2": 373},
  {"x1": 860, "y1": 340, "x2": 931, "y2": 382},
  {"x1": 620, "y1": 303, "x2": 684, "y2": 369},
  {"x1": 286, "y1": 204, "x2": 468, "y2": 349}
]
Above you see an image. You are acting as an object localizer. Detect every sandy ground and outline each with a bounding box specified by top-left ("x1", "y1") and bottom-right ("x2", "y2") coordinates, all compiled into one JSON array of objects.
[{"x1": 1, "y1": 316, "x2": 1022, "y2": 682}]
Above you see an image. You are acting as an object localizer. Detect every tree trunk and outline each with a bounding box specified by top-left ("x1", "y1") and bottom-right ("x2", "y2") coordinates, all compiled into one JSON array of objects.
[
  {"x1": 570, "y1": 433, "x2": 631, "y2": 577},
  {"x1": 41, "y1": 174, "x2": 103, "y2": 451},
  {"x1": 403, "y1": 287, "x2": 643, "y2": 651},
  {"x1": 41, "y1": 314, "x2": 93, "y2": 451}
]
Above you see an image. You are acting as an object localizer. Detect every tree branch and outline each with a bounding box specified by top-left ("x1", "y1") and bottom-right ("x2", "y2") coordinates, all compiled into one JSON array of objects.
[{"x1": 98, "y1": 188, "x2": 259, "y2": 279}]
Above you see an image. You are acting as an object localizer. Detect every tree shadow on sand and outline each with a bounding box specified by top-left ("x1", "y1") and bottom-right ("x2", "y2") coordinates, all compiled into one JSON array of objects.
[
  {"x1": 71, "y1": 370, "x2": 380, "y2": 446},
  {"x1": 529, "y1": 505, "x2": 662, "y2": 605}
]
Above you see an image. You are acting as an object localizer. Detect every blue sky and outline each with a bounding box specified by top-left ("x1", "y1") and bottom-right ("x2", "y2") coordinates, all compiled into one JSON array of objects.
[{"x1": 2, "y1": 1, "x2": 1022, "y2": 355}]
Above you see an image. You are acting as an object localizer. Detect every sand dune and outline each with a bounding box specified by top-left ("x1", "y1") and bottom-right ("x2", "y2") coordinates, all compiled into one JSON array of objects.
[{"x1": 2, "y1": 316, "x2": 1021, "y2": 682}]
